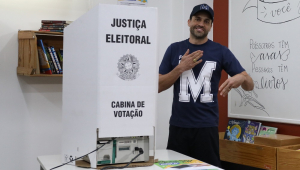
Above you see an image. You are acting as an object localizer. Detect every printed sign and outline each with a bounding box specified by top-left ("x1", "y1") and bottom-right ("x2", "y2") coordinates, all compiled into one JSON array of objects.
[
  {"x1": 117, "y1": 0, "x2": 148, "y2": 6},
  {"x1": 97, "y1": 4, "x2": 157, "y2": 137}
]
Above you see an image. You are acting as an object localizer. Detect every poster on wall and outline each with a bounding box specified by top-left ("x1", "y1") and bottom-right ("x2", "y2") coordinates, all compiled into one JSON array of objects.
[{"x1": 117, "y1": 0, "x2": 148, "y2": 6}]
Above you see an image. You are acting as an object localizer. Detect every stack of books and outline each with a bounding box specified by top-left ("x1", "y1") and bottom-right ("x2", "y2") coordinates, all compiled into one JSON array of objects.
[
  {"x1": 224, "y1": 119, "x2": 278, "y2": 144},
  {"x1": 37, "y1": 39, "x2": 63, "y2": 74},
  {"x1": 39, "y1": 20, "x2": 72, "y2": 33}
]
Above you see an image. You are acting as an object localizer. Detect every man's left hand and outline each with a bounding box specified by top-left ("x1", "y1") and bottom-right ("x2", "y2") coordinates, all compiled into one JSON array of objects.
[{"x1": 219, "y1": 74, "x2": 246, "y2": 97}]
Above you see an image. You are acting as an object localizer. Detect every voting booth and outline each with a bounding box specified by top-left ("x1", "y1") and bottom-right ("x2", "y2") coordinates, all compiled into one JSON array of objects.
[{"x1": 62, "y1": 4, "x2": 157, "y2": 168}]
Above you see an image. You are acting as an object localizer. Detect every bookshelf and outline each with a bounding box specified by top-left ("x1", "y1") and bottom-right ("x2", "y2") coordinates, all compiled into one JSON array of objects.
[
  {"x1": 219, "y1": 132, "x2": 277, "y2": 169},
  {"x1": 17, "y1": 30, "x2": 63, "y2": 77}
]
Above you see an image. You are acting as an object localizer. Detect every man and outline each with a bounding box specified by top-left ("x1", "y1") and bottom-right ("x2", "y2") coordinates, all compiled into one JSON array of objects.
[{"x1": 158, "y1": 4, "x2": 254, "y2": 167}]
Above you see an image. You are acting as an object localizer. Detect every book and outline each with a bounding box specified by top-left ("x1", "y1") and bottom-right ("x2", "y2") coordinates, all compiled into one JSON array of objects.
[
  {"x1": 37, "y1": 39, "x2": 53, "y2": 73},
  {"x1": 258, "y1": 125, "x2": 278, "y2": 137},
  {"x1": 242, "y1": 120, "x2": 262, "y2": 144},
  {"x1": 57, "y1": 49, "x2": 63, "y2": 62},
  {"x1": 50, "y1": 46, "x2": 63, "y2": 74},
  {"x1": 57, "y1": 49, "x2": 63, "y2": 70},
  {"x1": 37, "y1": 47, "x2": 52, "y2": 74},
  {"x1": 59, "y1": 48, "x2": 63, "y2": 58},
  {"x1": 155, "y1": 160, "x2": 218, "y2": 169},
  {"x1": 41, "y1": 25, "x2": 65, "y2": 28},
  {"x1": 224, "y1": 119, "x2": 247, "y2": 142},
  {"x1": 41, "y1": 23, "x2": 68, "y2": 26},
  {"x1": 47, "y1": 47, "x2": 60, "y2": 74},
  {"x1": 41, "y1": 27, "x2": 64, "y2": 30},
  {"x1": 41, "y1": 20, "x2": 67, "y2": 24},
  {"x1": 45, "y1": 49, "x2": 57, "y2": 74},
  {"x1": 41, "y1": 20, "x2": 73, "y2": 24},
  {"x1": 39, "y1": 29, "x2": 64, "y2": 32}
]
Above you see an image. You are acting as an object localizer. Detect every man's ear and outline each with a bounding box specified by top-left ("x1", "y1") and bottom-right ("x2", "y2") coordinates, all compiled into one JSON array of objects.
[{"x1": 188, "y1": 19, "x2": 191, "y2": 27}]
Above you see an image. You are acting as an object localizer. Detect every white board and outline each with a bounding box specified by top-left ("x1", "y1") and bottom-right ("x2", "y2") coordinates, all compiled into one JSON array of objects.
[{"x1": 228, "y1": 0, "x2": 300, "y2": 124}]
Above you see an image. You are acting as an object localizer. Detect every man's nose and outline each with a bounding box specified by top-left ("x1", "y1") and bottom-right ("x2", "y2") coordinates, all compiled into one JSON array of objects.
[{"x1": 197, "y1": 20, "x2": 205, "y2": 27}]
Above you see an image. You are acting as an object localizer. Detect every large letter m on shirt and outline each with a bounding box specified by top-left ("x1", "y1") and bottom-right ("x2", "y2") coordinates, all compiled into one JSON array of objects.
[{"x1": 179, "y1": 61, "x2": 216, "y2": 103}]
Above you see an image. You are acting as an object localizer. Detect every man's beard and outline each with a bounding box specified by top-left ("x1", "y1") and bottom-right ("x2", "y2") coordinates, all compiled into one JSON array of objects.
[{"x1": 190, "y1": 26, "x2": 208, "y2": 40}]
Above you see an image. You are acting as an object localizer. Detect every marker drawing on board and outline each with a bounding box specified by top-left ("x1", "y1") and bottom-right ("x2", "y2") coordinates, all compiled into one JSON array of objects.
[
  {"x1": 241, "y1": 39, "x2": 290, "y2": 117},
  {"x1": 243, "y1": 0, "x2": 300, "y2": 24},
  {"x1": 233, "y1": 87, "x2": 270, "y2": 116},
  {"x1": 250, "y1": 46, "x2": 289, "y2": 91}
]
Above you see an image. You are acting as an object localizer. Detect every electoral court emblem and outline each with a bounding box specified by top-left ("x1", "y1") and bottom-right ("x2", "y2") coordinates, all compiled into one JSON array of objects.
[{"x1": 117, "y1": 54, "x2": 140, "y2": 80}]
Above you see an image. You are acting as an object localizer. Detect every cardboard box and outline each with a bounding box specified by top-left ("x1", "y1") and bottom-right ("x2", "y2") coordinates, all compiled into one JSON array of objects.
[
  {"x1": 219, "y1": 132, "x2": 277, "y2": 170},
  {"x1": 277, "y1": 144, "x2": 300, "y2": 170},
  {"x1": 254, "y1": 134, "x2": 300, "y2": 147}
]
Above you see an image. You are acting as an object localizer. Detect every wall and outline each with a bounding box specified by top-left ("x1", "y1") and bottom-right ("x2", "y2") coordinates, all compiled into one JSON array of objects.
[
  {"x1": 0, "y1": 1, "x2": 91, "y2": 170},
  {"x1": 0, "y1": 0, "x2": 173, "y2": 170}
]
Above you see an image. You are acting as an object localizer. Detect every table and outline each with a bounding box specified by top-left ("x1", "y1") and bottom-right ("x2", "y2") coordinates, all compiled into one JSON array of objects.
[{"x1": 38, "y1": 149, "x2": 223, "y2": 170}]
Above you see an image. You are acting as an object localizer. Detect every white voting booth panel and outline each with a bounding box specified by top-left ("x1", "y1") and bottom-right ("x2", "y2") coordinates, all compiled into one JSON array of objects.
[{"x1": 62, "y1": 4, "x2": 157, "y2": 168}]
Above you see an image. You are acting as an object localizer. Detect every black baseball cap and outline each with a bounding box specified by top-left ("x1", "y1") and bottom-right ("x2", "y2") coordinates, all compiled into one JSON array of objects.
[{"x1": 190, "y1": 4, "x2": 214, "y2": 22}]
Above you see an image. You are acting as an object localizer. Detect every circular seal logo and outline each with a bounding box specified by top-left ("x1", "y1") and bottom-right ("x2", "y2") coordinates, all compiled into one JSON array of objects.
[{"x1": 117, "y1": 54, "x2": 140, "y2": 81}]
